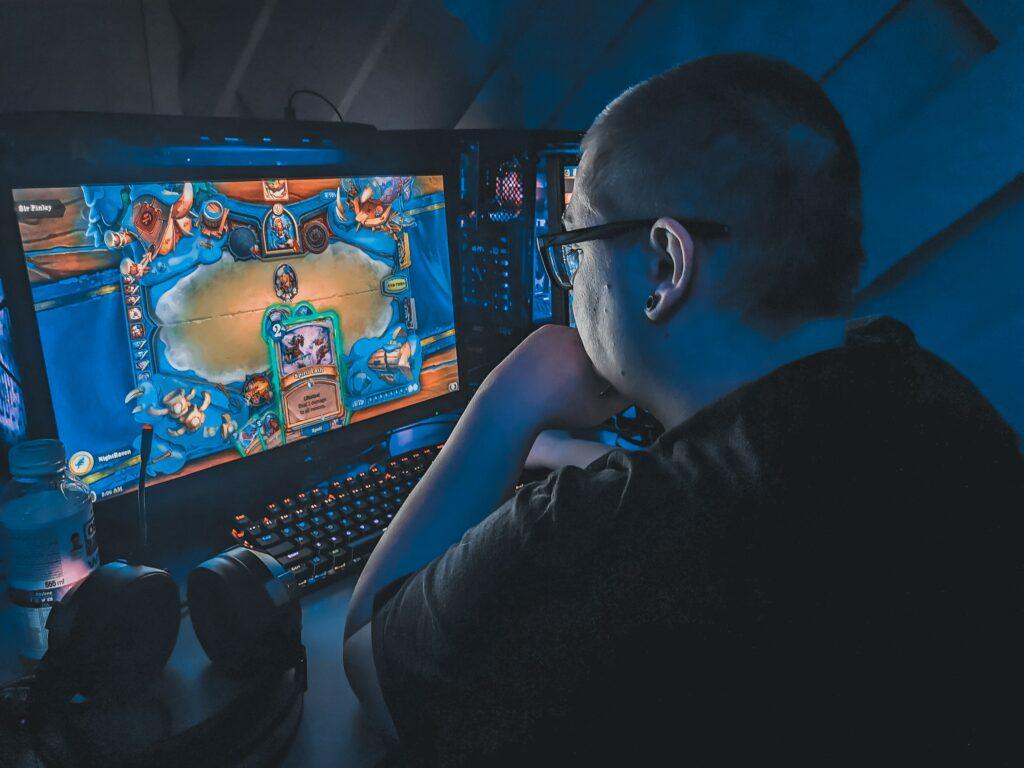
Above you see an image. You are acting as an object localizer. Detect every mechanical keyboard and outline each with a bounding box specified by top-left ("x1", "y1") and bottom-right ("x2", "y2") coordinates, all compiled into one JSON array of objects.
[{"x1": 228, "y1": 442, "x2": 444, "y2": 592}]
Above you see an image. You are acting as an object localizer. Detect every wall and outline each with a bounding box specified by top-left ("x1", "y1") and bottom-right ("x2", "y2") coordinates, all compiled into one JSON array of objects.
[{"x1": 856, "y1": 176, "x2": 1024, "y2": 434}]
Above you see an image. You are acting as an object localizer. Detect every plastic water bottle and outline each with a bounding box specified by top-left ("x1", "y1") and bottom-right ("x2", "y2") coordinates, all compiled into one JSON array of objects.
[{"x1": 0, "y1": 439, "x2": 99, "y2": 662}]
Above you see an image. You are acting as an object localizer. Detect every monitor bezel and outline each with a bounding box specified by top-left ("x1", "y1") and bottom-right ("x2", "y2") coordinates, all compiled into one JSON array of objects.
[{"x1": 0, "y1": 117, "x2": 468, "y2": 554}]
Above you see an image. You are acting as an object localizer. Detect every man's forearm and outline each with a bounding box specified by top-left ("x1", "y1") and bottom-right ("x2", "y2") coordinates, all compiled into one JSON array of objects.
[{"x1": 344, "y1": 387, "x2": 540, "y2": 638}]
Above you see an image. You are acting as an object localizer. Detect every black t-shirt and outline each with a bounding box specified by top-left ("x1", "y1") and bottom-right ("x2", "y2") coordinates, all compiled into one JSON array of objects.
[{"x1": 372, "y1": 317, "x2": 1023, "y2": 766}]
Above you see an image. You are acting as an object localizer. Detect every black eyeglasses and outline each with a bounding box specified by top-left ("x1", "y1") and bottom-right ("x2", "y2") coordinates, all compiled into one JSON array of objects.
[{"x1": 537, "y1": 218, "x2": 730, "y2": 290}]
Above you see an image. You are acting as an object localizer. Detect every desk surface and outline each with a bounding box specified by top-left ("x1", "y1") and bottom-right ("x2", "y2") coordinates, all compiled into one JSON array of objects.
[{"x1": 0, "y1": 574, "x2": 390, "y2": 768}]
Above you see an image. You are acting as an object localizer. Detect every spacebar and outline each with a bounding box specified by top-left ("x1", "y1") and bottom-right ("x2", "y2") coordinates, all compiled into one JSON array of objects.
[{"x1": 348, "y1": 530, "x2": 384, "y2": 557}]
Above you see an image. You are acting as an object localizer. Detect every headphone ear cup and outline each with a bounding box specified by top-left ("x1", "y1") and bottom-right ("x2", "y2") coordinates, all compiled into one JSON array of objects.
[
  {"x1": 187, "y1": 546, "x2": 301, "y2": 678},
  {"x1": 35, "y1": 562, "x2": 181, "y2": 704}
]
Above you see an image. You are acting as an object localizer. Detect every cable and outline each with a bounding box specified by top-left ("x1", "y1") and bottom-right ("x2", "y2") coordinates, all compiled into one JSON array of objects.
[
  {"x1": 285, "y1": 90, "x2": 344, "y2": 123},
  {"x1": 135, "y1": 424, "x2": 154, "y2": 565}
]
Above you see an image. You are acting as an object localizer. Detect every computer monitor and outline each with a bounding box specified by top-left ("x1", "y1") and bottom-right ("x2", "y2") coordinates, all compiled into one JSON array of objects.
[
  {"x1": 0, "y1": 279, "x2": 27, "y2": 458},
  {"x1": 11, "y1": 172, "x2": 459, "y2": 500}
]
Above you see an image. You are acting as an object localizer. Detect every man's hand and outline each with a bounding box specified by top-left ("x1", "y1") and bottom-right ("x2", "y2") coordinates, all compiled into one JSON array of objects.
[{"x1": 478, "y1": 324, "x2": 630, "y2": 433}]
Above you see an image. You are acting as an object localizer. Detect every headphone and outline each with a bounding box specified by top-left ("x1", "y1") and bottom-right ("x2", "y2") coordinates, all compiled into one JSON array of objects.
[{"x1": 3, "y1": 426, "x2": 305, "y2": 765}]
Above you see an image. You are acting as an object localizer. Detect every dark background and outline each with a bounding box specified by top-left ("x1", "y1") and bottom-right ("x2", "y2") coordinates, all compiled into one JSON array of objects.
[{"x1": 0, "y1": 0, "x2": 1021, "y2": 434}]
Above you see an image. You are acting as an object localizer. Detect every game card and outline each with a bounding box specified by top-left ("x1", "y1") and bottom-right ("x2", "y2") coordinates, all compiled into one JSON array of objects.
[
  {"x1": 234, "y1": 418, "x2": 266, "y2": 457},
  {"x1": 259, "y1": 411, "x2": 284, "y2": 449},
  {"x1": 263, "y1": 303, "x2": 346, "y2": 435}
]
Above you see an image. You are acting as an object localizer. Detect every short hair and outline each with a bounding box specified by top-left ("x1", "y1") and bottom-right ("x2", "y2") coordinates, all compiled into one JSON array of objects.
[{"x1": 581, "y1": 54, "x2": 863, "y2": 329}]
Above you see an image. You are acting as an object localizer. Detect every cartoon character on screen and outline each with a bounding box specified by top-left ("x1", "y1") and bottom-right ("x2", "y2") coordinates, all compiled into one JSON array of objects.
[
  {"x1": 336, "y1": 178, "x2": 415, "y2": 241},
  {"x1": 125, "y1": 384, "x2": 225, "y2": 440},
  {"x1": 242, "y1": 373, "x2": 274, "y2": 407},
  {"x1": 274, "y1": 264, "x2": 299, "y2": 302},
  {"x1": 282, "y1": 333, "x2": 305, "y2": 365},
  {"x1": 368, "y1": 326, "x2": 418, "y2": 384},
  {"x1": 311, "y1": 334, "x2": 331, "y2": 365},
  {"x1": 267, "y1": 204, "x2": 296, "y2": 250},
  {"x1": 110, "y1": 183, "x2": 197, "y2": 277}
]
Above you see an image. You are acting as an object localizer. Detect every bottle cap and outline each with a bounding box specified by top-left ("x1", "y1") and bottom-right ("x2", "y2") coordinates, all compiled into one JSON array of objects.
[{"x1": 9, "y1": 439, "x2": 66, "y2": 478}]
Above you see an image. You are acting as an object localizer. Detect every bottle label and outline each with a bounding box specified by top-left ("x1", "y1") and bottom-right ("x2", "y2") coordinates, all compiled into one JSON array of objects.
[
  {"x1": 5, "y1": 508, "x2": 98, "y2": 659},
  {"x1": 6, "y1": 510, "x2": 99, "y2": 591},
  {"x1": 8, "y1": 585, "x2": 67, "y2": 661}
]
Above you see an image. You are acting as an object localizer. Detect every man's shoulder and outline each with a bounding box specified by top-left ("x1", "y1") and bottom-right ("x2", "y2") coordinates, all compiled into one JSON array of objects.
[{"x1": 657, "y1": 315, "x2": 1020, "y2": 485}]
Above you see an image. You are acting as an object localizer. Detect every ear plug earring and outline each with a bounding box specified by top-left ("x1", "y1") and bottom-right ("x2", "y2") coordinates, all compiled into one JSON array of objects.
[{"x1": 645, "y1": 293, "x2": 660, "y2": 313}]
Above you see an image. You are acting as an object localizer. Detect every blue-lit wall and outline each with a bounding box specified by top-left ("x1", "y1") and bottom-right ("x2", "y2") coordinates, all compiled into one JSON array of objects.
[{"x1": 856, "y1": 177, "x2": 1024, "y2": 435}]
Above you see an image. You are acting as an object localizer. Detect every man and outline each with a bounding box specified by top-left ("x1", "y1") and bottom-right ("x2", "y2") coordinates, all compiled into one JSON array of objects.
[{"x1": 344, "y1": 54, "x2": 1022, "y2": 765}]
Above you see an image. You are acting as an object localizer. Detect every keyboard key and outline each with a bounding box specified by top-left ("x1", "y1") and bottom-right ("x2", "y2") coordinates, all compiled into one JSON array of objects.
[
  {"x1": 245, "y1": 523, "x2": 262, "y2": 537},
  {"x1": 281, "y1": 497, "x2": 295, "y2": 509},
  {"x1": 266, "y1": 541, "x2": 294, "y2": 558},
  {"x1": 296, "y1": 520, "x2": 311, "y2": 532},
  {"x1": 262, "y1": 517, "x2": 278, "y2": 530},
  {"x1": 280, "y1": 526, "x2": 295, "y2": 538},
  {"x1": 324, "y1": 522, "x2": 339, "y2": 534},
  {"x1": 231, "y1": 528, "x2": 246, "y2": 541},
  {"x1": 265, "y1": 503, "x2": 280, "y2": 516},
  {"x1": 310, "y1": 515, "x2": 324, "y2": 526},
  {"x1": 278, "y1": 512, "x2": 293, "y2": 525},
  {"x1": 325, "y1": 510, "x2": 339, "y2": 521},
  {"x1": 309, "y1": 554, "x2": 328, "y2": 574},
  {"x1": 289, "y1": 563, "x2": 310, "y2": 582},
  {"x1": 312, "y1": 540, "x2": 328, "y2": 551},
  {"x1": 311, "y1": 488, "x2": 324, "y2": 499},
  {"x1": 234, "y1": 513, "x2": 251, "y2": 526},
  {"x1": 310, "y1": 528, "x2": 324, "y2": 540},
  {"x1": 294, "y1": 534, "x2": 310, "y2": 546},
  {"x1": 258, "y1": 532, "x2": 280, "y2": 547},
  {"x1": 278, "y1": 547, "x2": 312, "y2": 565},
  {"x1": 296, "y1": 492, "x2": 308, "y2": 504}
]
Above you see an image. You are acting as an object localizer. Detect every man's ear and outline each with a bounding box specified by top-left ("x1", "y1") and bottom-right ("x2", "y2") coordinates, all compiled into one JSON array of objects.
[{"x1": 646, "y1": 217, "x2": 695, "y2": 322}]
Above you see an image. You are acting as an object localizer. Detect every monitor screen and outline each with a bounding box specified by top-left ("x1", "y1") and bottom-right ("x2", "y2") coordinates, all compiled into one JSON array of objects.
[
  {"x1": 12, "y1": 175, "x2": 459, "y2": 499},
  {"x1": 563, "y1": 163, "x2": 577, "y2": 207},
  {"x1": 0, "y1": 280, "x2": 27, "y2": 450}
]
